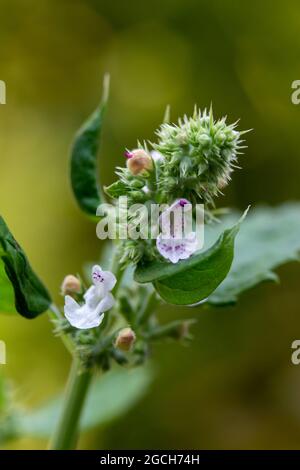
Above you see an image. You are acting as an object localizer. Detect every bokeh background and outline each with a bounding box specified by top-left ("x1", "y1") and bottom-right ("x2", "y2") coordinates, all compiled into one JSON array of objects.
[{"x1": 1, "y1": 0, "x2": 300, "y2": 449}]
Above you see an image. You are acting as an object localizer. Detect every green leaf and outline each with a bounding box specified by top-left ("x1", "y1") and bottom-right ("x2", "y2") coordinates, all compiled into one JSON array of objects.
[
  {"x1": 0, "y1": 216, "x2": 51, "y2": 318},
  {"x1": 134, "y1": 209, "x2": 248, "y2": 305},
  {"x1": 70, "y1": 74, "x2": 110, "y2": 216},
  {"x1": 0, "y1": 263, "x2": 16, "y2": 314},
  {"x1": 207, "y1": 202, "x2": 300, "y2": 305},
  {"x1": 18, "y1": 366, "x2": 153, "y2": 438}
]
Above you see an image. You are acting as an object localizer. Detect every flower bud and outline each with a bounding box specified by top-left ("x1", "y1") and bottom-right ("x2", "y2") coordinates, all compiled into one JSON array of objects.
[
  {"x1": 215, "y1": 131, "x2": 226, "y2": 145},
  {"x1": 126, "y1": 149, "x2": 153, "y2": 176},
  {"x1": 198, "y1": 133, "x2": 211, "y2": 146},
  {"x1": 115, "y1": 327, "x2": 136, "y2": 352},
  {"x1": 130, "y1": 179, "x2": 145, "y2": 189},
  {"x1": 129, "y1": 190, "x2": 146, "y2": 202},
  {"x1": 61, "y1": 275, "x2": 81, "y2": 296}
]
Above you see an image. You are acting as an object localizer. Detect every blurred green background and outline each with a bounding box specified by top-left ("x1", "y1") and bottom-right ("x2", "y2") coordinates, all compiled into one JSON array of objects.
[{"x1": 1, "y1": 0, "x2": 300, "y2": 449}]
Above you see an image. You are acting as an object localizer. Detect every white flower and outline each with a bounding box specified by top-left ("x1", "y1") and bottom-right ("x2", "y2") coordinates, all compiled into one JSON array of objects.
[
  {"x1": 156, "y1": 199, "x2": 198, "y2": 264},
  {"x1": 151, "y1": 150, "x2": 164, "y2": 162},
  {"x1": 64, "y1": 265, "x2": 116, "y2": 329}
]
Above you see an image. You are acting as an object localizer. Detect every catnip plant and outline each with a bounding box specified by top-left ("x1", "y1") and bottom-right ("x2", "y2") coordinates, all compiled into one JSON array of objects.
[{"x1": 0, "y1": 75, "x2": 300, "y2": 449}]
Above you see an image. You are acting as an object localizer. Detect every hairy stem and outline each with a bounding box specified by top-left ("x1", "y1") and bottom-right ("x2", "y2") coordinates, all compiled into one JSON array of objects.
[{"x1": 49, "y1": 358, "x2": 92, "y2": 450}]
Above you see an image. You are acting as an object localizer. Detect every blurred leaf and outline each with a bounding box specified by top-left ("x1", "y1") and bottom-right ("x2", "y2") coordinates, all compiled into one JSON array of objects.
[
  {"x1": 0, "y1": 375, "x2": 19, "y2": 444},
  {"x1": 0, "y1": 216, "x2": 51, "y2": 318},
  {"x1": 207, "y1": 203, "x2": 300, "y2": 305},
  {"x1": 70, "y1": 74, "x2": 110, "y2": 216},
  {"x1": 18, "y1": 366, "x2": 153, "y2": 438},
  {"x1": 0, "y1": 375, "x2": 7, "y2": 411},
  {"x1": 134, "y1": 210, "x2": 248, "y2": 305},
  {"x1": 146, "y1": 319, "x2": 196, "y2": 341}
]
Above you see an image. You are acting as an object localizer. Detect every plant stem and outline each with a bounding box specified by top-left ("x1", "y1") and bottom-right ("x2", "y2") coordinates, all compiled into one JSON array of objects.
[
  {"x1": 49, "y1": 242, "x2": 125, "y2": 450},
  {"x1": 49, "y1": 358, "x2": 92, "y2": 450}
]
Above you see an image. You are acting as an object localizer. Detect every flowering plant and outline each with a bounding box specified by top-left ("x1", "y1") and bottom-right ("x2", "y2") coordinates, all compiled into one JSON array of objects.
[{"x1": 1, "y1": 75, "x2": 300, "y2": 449}]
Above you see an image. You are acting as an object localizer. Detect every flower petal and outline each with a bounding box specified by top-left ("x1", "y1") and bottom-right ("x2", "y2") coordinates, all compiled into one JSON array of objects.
[
  {"x1": 160, "y1": 199, "x2": 192, "y2": 239},
  {"x1": 64, "y1": 296, "x2": 91, "y2": 328},
  {"x1": 156, "y1": 232, "x2": 197, "y2": 264},
  {"x1": 64, "y1": 298, "x2": 105, "y2": 329},
  {"x1": 92, "y1": 265, "x2": 116, "y2": 292},
  {"x1": 73, "y1": 312, "x2": 104, "y2": 329},
  {"x1": 151, "y1": 150, "x2": 164, "y2": 162},
  {"x1": 98, "y1": 292, "x2": 115, "y2": 313},
  {"x1": 78, "y1": 310, "x2": 104, "y2": 329},
  {"x1": 83, "y1": 285, "x2": 100, "y2": 308},
  {"x1": 64, "y1": 295, "x2": 80, "y2": 321}
]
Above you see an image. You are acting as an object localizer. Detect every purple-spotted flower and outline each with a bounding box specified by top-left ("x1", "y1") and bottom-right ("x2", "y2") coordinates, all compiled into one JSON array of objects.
[
  {"x1": 156, "y1": 199, "x2": 198, "y2": 264},
  {"x1": 64, "y1": 265, "x2": 116, "y2": 329}
]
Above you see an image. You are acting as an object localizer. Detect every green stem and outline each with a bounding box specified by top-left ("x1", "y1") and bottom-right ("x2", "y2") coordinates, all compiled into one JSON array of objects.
[
  {"x1": 49, "y1": 358, "x2": 92, "y2": 450},
  {"x1": 49, "y1": 243, "x2": 124, "y2": 450}
]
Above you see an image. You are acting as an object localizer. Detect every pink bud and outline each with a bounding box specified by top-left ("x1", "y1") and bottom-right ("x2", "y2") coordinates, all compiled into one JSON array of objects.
[
  {"x1": 126, "y1": 149, "x2": 153, "y2": 175},
  {"x1": 61, "y1": 275, "x2": 81, "y2": 296},
  {"x1": 115, "y1": 327, "x2": 136, "y2": 352}
]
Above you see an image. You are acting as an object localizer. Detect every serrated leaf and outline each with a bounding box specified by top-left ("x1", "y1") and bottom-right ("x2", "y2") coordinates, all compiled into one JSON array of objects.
[
  {"x1": 0, "y1": 216, "x2": 51, "y2": 318},
  {"x1": 70, "y1": 74, "x2": 110, "y2": 216},
  {"x1": 18, "y1": 367, "x2": 152, "y2": 438},
  {"x1": 206, "y1": 203, "x2": 300, "y2": 305},
  {"x1": 134, "y1": 210, "x2": 248, "y2": 305}
]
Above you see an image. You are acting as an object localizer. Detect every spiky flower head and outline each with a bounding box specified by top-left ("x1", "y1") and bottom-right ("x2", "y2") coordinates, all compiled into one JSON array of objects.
[
  {"x1": 104, "y1": 107, "x2": 248, "y2": 267},
  {"x1": 153, "y1": 107, "x2": 247, "y2": 206}
]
